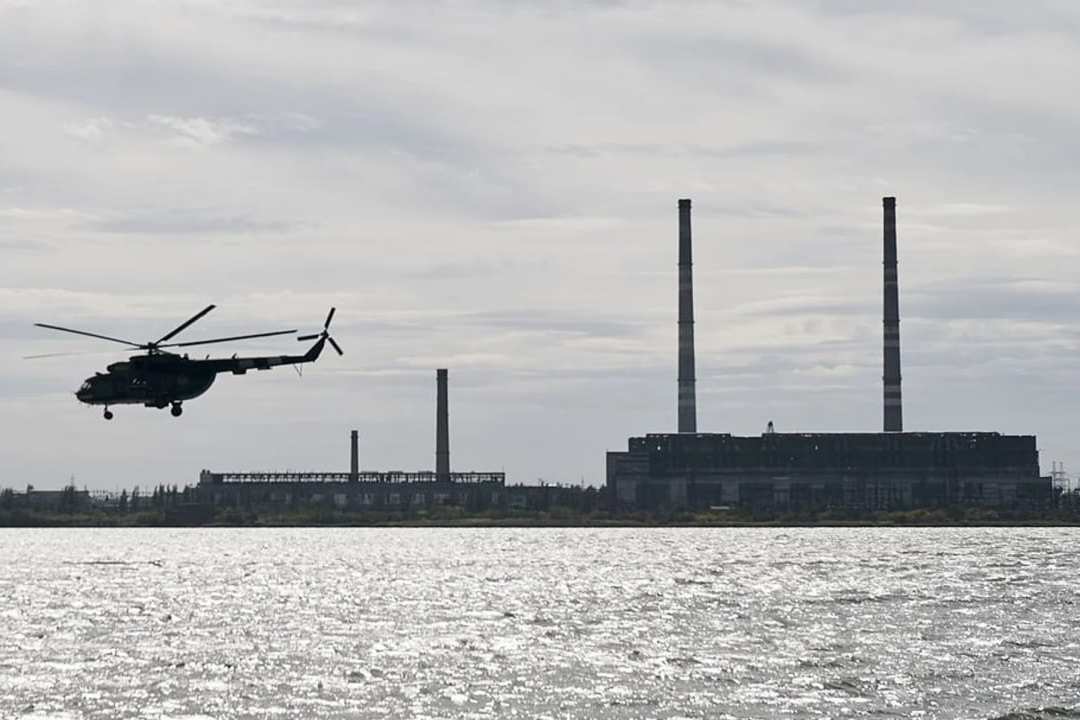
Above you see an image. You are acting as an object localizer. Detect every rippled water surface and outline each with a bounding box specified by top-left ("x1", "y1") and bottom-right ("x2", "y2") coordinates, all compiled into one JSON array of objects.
[{"x1": 2, "y1": 527, "x2": 1080, "y2": 719}]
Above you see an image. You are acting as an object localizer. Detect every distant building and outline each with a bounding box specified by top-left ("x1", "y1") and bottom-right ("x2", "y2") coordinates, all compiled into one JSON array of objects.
[
  {"x1": 607, "y1": 432, "x2": 1052, "y2": 512},
  {"x1": 196, "y1": 469, "x2": 506, "y2": 513},
  {"x1": 192, "y1": 370, "x2": 516, "y2": 515},
  {"x1": 2, "y1": 486, "x2": 92, "y2": 512}
]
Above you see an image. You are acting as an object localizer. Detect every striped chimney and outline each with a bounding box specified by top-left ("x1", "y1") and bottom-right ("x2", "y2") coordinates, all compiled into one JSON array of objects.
[
  {"x1": 883, "y1": 196, "x2": 903, "y2": 432},
  {"x1": 678, "y1": 198, "x2": 697, "y2": 433}
]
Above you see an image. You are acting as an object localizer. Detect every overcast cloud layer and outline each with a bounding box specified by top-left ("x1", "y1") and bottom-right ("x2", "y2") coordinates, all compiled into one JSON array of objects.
[{"x1": 3, "y1": 0, "x2": 1079, "y2": 491}]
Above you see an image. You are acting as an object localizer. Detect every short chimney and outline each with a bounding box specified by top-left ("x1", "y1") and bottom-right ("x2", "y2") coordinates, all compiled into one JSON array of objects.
[
  {"x1": 350, "y1": 430, "x2": 359, "y2": 482},
  {"x1": 436, "y1": 369, "x2": 450, "y2": 481}
]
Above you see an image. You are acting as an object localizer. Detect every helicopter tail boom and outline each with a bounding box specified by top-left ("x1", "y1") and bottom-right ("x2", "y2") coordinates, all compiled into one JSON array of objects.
[{"x1": 208, "y1": 307, "x2": 341, "y2": 374}]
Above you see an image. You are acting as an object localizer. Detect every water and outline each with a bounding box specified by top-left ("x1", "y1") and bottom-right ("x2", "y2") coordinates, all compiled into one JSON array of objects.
[{"x1": 1, "y1": 527, "x2": 1079, "y2": 719}]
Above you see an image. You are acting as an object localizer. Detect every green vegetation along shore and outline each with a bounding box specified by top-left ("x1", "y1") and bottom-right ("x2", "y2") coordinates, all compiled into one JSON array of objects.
[{"x1": 4, "y1": 504, "x2": 1080, "y2": 528}]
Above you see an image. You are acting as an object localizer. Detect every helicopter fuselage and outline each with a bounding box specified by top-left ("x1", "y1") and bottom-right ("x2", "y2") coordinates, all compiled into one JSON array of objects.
[
  {"x1": 76, "y1": 354, "x2": 219, "y2": 409},
  {"x1": 74, "y1": 336, "x2": 329, "y2": 415}
]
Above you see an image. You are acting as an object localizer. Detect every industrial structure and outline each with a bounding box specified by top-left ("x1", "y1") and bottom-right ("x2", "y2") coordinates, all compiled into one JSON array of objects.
[
  {"x1": 606, "y1": 197, "x2": 1051, "y2": 512},
  {"x1": 197, "y1": 368, "x2": 507, "y2": 512},
  {"x1": 882, "y1": 197, "x2": 903, "y2": 433},
  {"x1": 678, "y1": 198, "x2": 697, "y2": 434}
]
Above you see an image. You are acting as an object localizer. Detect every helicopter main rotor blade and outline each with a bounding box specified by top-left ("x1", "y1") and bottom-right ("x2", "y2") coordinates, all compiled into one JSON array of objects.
[
  {"x1": 154, "y1": 304, "x2": 217, "y2": 345},
  {"x1": 23, "y1": 348, "x2": 125, "y2": 360},
  {"x1": 33, "y1": 323, "x2": 144, "y2": 348},
  {"x1": 328, "y1": 337, "x2": 344, "y2": 356},
  {"x1": 324, "y1": 307, "x2": 336, "y2": 328},
  {"x1": 163, "y1": 328, "x2": 298, "y2": 349}
]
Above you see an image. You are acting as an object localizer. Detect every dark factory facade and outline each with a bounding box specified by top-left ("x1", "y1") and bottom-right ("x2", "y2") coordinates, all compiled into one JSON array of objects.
[
  {"x1": 607, "y1": 431, "x2": 1051, "y2": 512},
  {"x1": 196, "y1": 470, "x2": 507, "y2": 513}
]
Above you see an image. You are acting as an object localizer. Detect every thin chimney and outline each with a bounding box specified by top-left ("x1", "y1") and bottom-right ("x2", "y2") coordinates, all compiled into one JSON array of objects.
[
  {"x1": 678, "y1": 198, "x2": 697, "y2": 433},
  {"x1": 883, "y1": 196, "x2": 903, "y2": 432},
  {"x1": 436, "y1": 368, "x2": 450, "y2": 481},
  {"x1": 350, "y1": 430, "x2": 359, "y2": 482}
]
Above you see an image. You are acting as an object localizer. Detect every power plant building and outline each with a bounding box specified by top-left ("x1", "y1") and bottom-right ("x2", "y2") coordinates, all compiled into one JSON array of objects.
[
  {"x1": 606, "y1": 198, "x2": 1051, "y2": 513},
  {"x1": 607, "y1": 431, "x2": 1045, "y2": 512}
]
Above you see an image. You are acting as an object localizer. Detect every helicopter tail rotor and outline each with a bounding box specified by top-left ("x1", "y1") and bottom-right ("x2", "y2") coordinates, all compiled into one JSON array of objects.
[{"x1": 298, "y1": 307, "x2": 343, "y2": 356}]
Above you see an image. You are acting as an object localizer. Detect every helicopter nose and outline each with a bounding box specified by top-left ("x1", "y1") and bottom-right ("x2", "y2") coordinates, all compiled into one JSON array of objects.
[{"x1": 75, "y1": 381, "x2": 93, "y2": 403}]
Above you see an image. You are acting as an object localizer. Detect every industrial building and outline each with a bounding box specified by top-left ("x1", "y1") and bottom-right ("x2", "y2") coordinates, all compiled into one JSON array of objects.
[
  {"x1": 197, "y1": 368, "x2": 508, "y2": 513},
  {"x1": 607, "y1": 197, "x2": 1051, "y2": 513},
  {"x1": 195, "y1": 366, "x2": 608, "y2": 516},
  {"x1": 196, "y1": 467, "x2": 506, "y2": 513}
]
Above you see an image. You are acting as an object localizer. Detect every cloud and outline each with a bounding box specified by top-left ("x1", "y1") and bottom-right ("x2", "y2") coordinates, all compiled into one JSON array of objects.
[
  {"x1": 89, "y1": 207, "x2": 300, "y2": 235},
  {"x1": 455, "y1": 309, "x2": 642, "y2": 338},
  {"x1": 64, "y1": 116, "x2": 114, "y2": 142},
  {"x1": 145, "y1": 114, "x2": 259, "y2": 149},
  {"x1": 906, "y1": 279, "x2": 1080, "y2": 323},
  {"x1": 545, "y1": 140, "x2": 825, "y2": 162},
  {"x1": 2, "y1": 0, "x2": 1080, "y2": 489}
]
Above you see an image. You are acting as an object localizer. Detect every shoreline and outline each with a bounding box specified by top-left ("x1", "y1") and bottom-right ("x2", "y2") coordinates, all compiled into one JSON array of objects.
[{"x1": 3, "y1": 512, "x2": 1080, "y2": 529}]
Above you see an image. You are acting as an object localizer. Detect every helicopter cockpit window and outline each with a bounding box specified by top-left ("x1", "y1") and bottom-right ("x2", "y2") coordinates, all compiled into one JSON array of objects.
[{"x1": 79, "y1": 381, "x2": 92, "y2": 392}]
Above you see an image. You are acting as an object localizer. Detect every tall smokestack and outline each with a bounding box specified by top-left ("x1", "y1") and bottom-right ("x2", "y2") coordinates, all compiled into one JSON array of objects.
[
  {"x1": 678, "y1": 198, "x2": 697, "y2": 433},
  {"x1": 350, "y1": 430, "x2": 359, "y2": 482},
  {"x1": 882, "y1": 196, "x2": 903, "y2": 432},
  {"x1": 436, "y1": 368, "x2": 450, "y2": 481}
]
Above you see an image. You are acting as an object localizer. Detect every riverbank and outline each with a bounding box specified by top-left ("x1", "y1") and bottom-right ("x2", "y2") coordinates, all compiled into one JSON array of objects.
[{"x1": 3, "y1": 505, "x2": 1080, "y2": 528}]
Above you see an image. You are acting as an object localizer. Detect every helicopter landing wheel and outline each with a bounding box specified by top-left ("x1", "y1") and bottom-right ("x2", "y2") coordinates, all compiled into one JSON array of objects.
[
  {"x1": 170, "y1": 402, "x2": 183, "y2": 417},
  {"x1": 103, "y1": 408, "x2": 113, "y2": 420}
]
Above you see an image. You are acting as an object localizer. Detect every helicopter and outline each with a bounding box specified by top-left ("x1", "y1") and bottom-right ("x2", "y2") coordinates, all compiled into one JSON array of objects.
[{"x1": 30, "y1": 305, "x2": 342, "y2": 419}]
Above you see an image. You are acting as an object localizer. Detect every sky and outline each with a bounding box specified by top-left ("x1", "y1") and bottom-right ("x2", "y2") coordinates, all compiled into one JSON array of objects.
[{"x1": 2, "y1": 0, "x2": 1079, "y2": 492}]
